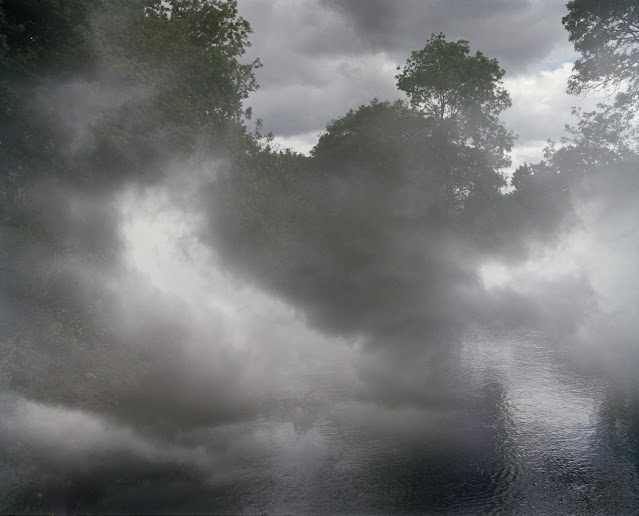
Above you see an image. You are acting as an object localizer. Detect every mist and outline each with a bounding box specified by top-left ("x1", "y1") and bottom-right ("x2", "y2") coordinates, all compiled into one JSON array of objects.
[{"x1": 1, "y1": 1, "x2": 639, "y2": 513}]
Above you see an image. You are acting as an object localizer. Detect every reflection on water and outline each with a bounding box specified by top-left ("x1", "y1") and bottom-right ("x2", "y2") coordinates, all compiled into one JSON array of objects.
[
  {"x1": 454, "y1": 330, "x2": 639, "y2": 513},
  {"x1": 234, "y1": 329, "x2": 639, "y2": 514},
  {"x1": 6, "y1": 330, "x2": 638, "y2": 513}
]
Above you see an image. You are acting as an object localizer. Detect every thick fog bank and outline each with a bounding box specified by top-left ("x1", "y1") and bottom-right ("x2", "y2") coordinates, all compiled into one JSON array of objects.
[{"x1": 2, "y1": 1, "x2": 639, "y2": 511}]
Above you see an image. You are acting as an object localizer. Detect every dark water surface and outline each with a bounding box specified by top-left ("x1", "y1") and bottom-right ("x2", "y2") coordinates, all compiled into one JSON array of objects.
[
  {"x1": 240, "y1": 330, "x2": 638, "y2": 514},
  {"x1": 232, "y1": 330, "x2": 639, "y2": 515},
  {"x1": 5, "y1": 330, "x2": 639, "y2": 514}
]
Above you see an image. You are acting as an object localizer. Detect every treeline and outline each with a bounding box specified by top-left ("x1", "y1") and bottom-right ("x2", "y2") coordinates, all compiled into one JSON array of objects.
[{"x1": 1, "y1": 0, "x2": 638, "y2": 511}]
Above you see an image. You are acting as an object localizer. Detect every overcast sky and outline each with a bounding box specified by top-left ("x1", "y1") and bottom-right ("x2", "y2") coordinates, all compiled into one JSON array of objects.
[{"x1": 237, "y1": 0, "x2": 603, "y2": 171}]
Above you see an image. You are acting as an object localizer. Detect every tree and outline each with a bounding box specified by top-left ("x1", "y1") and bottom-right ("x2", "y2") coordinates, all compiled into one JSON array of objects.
[
  {"x1": 0, "y1": 0, "x2": 100, "y2": 186},
  {"x1": 96, "y1": 0, "x2": 258, "y2": 124},
  {"x1": 395, "y1": 33, "x2": 513, "y2": 216},
  {"x1": 85, "y1": 0, "x2": 261, "y2": 178},
  {"x1": 507, "y1": 99, "x2": 639, "y2": 242},
  {"x1": 563, "y1": 0, "x2": 639, "y2": 112},
  {"x1": 0, "y1": 0, "x2": 261, "y2": 190},
  {"x1": 396, "y1": 34, "x2": 510, "y2": 126},
  {"x1": 0, "y1": 0, "x2": 263, "y2": 423},
  {"x1": 310, "y1": 99, "x2": 452, "y2": 227},
  {"x1": 312, "y1": 99, "x2": 428, "y2": 180}
]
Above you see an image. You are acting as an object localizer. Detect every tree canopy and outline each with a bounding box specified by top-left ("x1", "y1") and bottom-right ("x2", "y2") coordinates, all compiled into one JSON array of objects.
[
  {"x1": 395, "y1": 34, "x2": 513, "y2": 216},
  {"x1": 396, "y1": 33, "x2": 511, "y2": 137},
  {"x1": 0, "y1": 0, "x2": 261, "y2": 191},
  {"x1": 564, "y1": 0, "x2": 639, "y2": 111}
]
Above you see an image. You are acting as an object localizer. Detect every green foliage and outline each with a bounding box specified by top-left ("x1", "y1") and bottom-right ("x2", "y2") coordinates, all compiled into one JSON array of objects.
[
  {"x1": 508, "y1": 101, "x2": 639, "y2": 239},
  {"x1": 219, "y1": 38, "x2": 521, "y2": 293},
  {"x1": 564, "y1": 0, "x2": 639, "y2": 111},
  {"x1": 0, "y1": 0, "x2": 261, "y2": 190},
  {"x1": 0, "y1": 0, "x2": 99, "y2": 79},
  {"x1": 396, "y1": 33, "x2": 511, "y2": 143},
  {"x1": 556, "y1": 104, "x2": 636, "y2": 170},
  {"x1": 501, "y1": 3, "x2": 639, "y2": 240},
  {"x1": 214, "y1": 138, "x2": 311, "y2": 279},
  {"x1": 311, "y1": 100, "x2": 443, "y2": 224},
  {"x1": 313, "y1": 99, "x2": 429, "y2": 176},
  {"x1": 79, "y1": 0, "x2": 261, "y2": 178},
  {"x1": 395, "y1": 36, "x2": 514, "y2": 216},
  {"x1": 95, "y1": 0, "x2": 259, "y2": 120},
  {"x1": 0, "y1": 16, "x2": 263, "y2": 509},
  {"x1": 0, "y1": 0, "x2": 99, "y2": 187}
]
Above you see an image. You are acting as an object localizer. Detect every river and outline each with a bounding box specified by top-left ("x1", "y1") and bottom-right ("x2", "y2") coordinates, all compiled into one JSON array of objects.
[{"x1": 124, "y1": 328, "x2": 638, "y2": 514}]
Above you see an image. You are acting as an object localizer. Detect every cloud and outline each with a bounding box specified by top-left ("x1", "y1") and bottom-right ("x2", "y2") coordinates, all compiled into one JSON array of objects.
[
  {"x1": 323, "y1": 0, "x2": 571, "y2": 72},
  {"x1": 238, "y1": 0, "x2": 591, "y2": 163},
  {"x1": 503, "y1": 63, "x2": 607, "y2": 163},
  {"x1": 248, "y1": 52, "x2": 399, "y2": 139}
]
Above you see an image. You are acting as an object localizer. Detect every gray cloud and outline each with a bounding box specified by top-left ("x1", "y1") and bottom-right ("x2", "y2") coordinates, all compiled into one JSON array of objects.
[
  {"x1": 323, "y1": 0, "x2": 571, "y2": 73},
  {"x1": 238, "y1": 0, "x2": 582, "y2": 158},
  {"x1": 247, "y1": 52, "x2": 399, "y2": 137}
]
